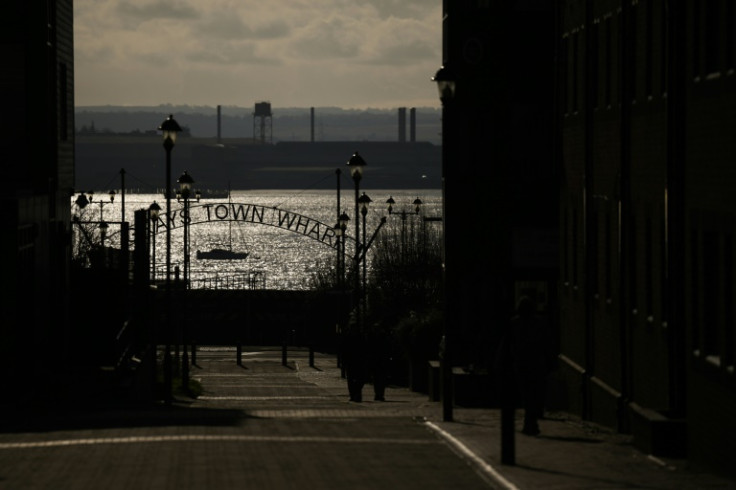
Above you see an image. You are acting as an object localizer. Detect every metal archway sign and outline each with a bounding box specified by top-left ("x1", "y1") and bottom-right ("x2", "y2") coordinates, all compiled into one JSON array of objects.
[{"x1": 153, "y1": 201, "x2": 354, "y2": 250}]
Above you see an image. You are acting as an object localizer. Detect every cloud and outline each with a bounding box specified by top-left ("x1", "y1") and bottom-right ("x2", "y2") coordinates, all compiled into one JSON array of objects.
[
  {"x1": 115, "y1": 0, "x2": 199, "y2": 28},
  {"x1": 74, "y1": 0, "x2": 442, "y2": 108}
]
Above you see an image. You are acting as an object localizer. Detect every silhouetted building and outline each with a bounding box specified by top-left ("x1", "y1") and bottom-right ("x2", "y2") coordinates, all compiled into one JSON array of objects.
[
  {"x1": 253, "y1": 102, "x2": 273, "y2": 144},
  {"x1": 441, "y1": 1, "x2": 558, "y2": 371},
  {"x1": 556, "y1": 0, "x2": 736, "y2": 473},
  {"x1": 1, "y1": 1, "x2": 75, "y2": 403}
]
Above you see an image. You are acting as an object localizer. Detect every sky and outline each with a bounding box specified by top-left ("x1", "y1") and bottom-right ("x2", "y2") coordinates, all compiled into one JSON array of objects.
[{"x1": 74, "y1": 0, "x2": 443, "y2": 110}]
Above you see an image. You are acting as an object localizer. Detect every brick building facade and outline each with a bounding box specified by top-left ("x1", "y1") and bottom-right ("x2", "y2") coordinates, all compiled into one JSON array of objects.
[{"x1": 556, "y1": 0, "x2": 736, "y2": 471}]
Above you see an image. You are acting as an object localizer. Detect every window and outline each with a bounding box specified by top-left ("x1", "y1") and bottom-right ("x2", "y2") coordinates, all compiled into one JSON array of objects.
[
  {"x1": 725, "y1": 234, "x2": 734, "y2": 368},
  {"x1": 561, "y1": 35, "x2": 569, "y2": 114},
  {"x1": 645, "y1": 0, "x2": 654, "y2": 97},
  {"x1": 660, "y1": 0, "x2": 668, "y2": 94},
  {"x1": 693, "y1": 1, "x2": 701, "y2": 78},
  {"x1": 705, "y1": 0, "x2": 721, "y2": 76},
  {"x1": 702, "y1": 231, "x2": 719, "y2": 357},
  {"x1": 573, "y1": 31, "x2": 579, "y2": 113},
  {"x1": 691, "y1": 232, "x2": 699, "y2": 350},
  {"x1": 728, "y1": 1, "x2": 736, "y2": 70},
  {"x1": 645, "y1": 217, "x2": 654, "y2": 316},
  {"x1": 60, "y1": 63, "x2": 68, "y2": 141},
  {"x1": 605, "y1": 16, "x2": 612, "y2": 106},
  {"x1": 605, "y1": 211, "x2": 612, "y2": 299}
]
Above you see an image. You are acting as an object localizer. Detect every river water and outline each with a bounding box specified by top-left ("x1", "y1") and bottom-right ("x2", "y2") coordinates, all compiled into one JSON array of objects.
[{"x1": 73, "y1": 189, "x2": 442, "y2": 290}]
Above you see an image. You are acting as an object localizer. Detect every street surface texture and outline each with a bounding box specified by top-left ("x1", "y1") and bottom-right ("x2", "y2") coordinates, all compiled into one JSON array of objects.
[
  {"x1": 0, "y1": 348, "x2": 492, "y2": 489},
  {"x1": 1, "y1": 347, "x2": 734, "y2": 489}
]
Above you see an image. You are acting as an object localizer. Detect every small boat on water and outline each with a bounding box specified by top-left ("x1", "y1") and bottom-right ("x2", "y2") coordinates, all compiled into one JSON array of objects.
[
  {"x1": 196, "y1": 248, "x2": 249, "y2": 260},
  {"x1": 196, "y1": 182, "x2": 248, "y2": 260}
]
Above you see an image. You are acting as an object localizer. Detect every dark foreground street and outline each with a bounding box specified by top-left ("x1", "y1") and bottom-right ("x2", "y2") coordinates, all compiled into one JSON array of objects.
[{"x1": 0, "y1": 348, "x2": 733, "y2": 489}]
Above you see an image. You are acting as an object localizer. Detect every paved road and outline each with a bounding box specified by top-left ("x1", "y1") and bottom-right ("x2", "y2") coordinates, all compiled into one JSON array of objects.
[
  {"x1": 2, "y1": 347, "x2": 734, "y2": 489},
  {"x1": 0, "y1": 348, "x2": 495, "y2": 489}
]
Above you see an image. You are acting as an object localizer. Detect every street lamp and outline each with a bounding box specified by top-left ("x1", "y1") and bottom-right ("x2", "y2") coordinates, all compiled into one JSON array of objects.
[
  {"x1": 433, "y1": 65, "x2": 455, "y2": 423},
  {"x1": 346, "y1": 152, "x2": 366, "y2": 322},
  {"x1": 177, "y1": 170, "x2": 194, "y2": 287},
  {"x1": 432, "y1": 65, "x2": 456, "y2": 105},
  {"x1": 177, "y1": 170, "x2": 195, "y2": 394},
  {"x1": 99, "y1": 220, "x2": 109, "y2": 246},
  {"x1": 339, "y1": 211, "x2": 350, "y2": 287},
  {"x1": 358, "y1": 192, "x2": 372, "y2": 310},
  {"x1": 75, "y1": 193, "x2": 90, "y2": 213},
  {"x1": 386, "y1": 196, "x2": 396, "y2": 215},
  {"x1": 149, "y1": 201, "x2": 161, "y2": 283},
  {"x1": 158, "y1": 114, "x2": 182, "y2": 405}
]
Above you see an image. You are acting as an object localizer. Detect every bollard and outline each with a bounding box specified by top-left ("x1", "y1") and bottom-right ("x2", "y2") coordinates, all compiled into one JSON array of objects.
[{"x1": 501, "y1": 406, "x2": 516, "y2": 465}]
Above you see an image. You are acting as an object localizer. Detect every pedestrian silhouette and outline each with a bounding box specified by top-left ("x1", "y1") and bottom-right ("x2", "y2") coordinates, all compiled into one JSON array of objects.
[
  {"x1": 343, "y1": 327, "x2": 366, "y2": 402},
  {"x1": 497, "y1": 296, "x2": 555, "y2": 436},
  {"x1": 369, "y1": 325, "x2": 389, "y2": 401}
]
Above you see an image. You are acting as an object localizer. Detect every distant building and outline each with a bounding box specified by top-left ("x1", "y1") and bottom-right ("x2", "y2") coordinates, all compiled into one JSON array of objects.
[{"x1": 1, "y1": 1, "x2": 74, "y2": 403}]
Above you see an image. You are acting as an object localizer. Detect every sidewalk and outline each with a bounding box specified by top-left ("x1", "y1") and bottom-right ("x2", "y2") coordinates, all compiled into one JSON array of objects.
[{"x1": 294, "y1": 350, "x2": 736, "y2": 490}]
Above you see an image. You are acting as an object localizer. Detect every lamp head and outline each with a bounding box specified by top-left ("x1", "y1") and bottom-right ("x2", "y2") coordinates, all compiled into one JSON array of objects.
[
  {"x1": 346, "y1": 151, "x2": 367, "y2": 181},
  {"x1": 148, "y1": 201, "x2": 161, "y2": 220},
  {"x1": 358, "y1": 192, "x2": 372, "y2": 214},
  {"x1": 177, "y1": 170, "x2": 195, "y2": 198},
  {"x1": 75, "y1": 193, "x2": 89, "y2": 209},
  {"x1": 432, "y1": 65, "x2": 456, "y2": 104},
  {"x1": 386, "y1": 196, "x2": 395, "y2": 214},
  {"x1": 158, "y1": 114, "x2": 183, "y2": 145}
]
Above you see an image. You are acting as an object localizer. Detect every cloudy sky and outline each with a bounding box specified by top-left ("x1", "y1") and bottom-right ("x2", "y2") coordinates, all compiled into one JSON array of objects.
[{"x1": 74, "y1": 0, "x2": 443, "y2": 110}]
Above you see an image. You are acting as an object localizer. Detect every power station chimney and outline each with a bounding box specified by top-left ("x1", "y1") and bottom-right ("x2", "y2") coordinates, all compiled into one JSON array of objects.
[
  {"x1": 398, "y1": 107, "x2": 406, "y2": 143},
  {"x1": 217, "y1": 105, "x2": 222, "y2": 143},
  {"x1": 410, "y1": 107, "x2": 416, "y2": 143},
  {"x1": 311, "y1": 107, "x2": 315, "y2": 143}
]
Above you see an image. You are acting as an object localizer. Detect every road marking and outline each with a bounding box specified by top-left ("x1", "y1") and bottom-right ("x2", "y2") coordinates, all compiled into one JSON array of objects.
[
  {"x1": 0, "y1": 434, "x2": 437, "y2": 449},
  {"x1": 424, "y1": 420, "x2": 520, "y2": 490},
  {"x1": 198, "y1": 395, "x2": 334, "y2": 401}
]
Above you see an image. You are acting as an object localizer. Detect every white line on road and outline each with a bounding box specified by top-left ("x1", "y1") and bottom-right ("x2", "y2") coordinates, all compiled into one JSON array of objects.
[
  {"x1": 0, "y1": 434, "x2": 438, "y2": 450},
  {"x1": 424, "y1": 420, "x2": 520, "y2": 490}
]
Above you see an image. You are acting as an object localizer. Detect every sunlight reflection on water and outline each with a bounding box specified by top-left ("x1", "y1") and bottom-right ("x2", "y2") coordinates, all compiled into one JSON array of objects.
[{"x1": 75, "y1": 189, "x2": 441, "y2": 290}]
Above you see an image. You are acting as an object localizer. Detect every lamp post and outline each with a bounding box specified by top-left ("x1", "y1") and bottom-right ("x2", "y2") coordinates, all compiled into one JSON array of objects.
[
  {"x1": 358, "y1": 192, "x2": 372, "y2": 308},
  {"x1": 346, "y1": 152, "x2": 366, "y2": 327},
  {"x1": 413, "y1": 197, "x2": 423, "y2": 215},
  {"x1": 177, "y1": 170, "x2": 195, "y2": 393},
  {"x1": 99, "y1": 221, "x2": 109, "y2": 246},
  {"x1": 148, "y1": 202, "x2": 161, "y2": 283},
  {"x1": 177, "y1": 170, "x2": 194, "y2": 287},
  {"x1": 158, "y1": 114, "x2": 182, "y2": 405},
  {"x1": 433, "y1": 65, "x2": 455, "y2": 422},
  {"x1": 339, "y1": 211, "x2": 350, "y2": 287}
]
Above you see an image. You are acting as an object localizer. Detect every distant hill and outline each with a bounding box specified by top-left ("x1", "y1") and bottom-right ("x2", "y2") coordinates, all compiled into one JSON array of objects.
[{"x1": 75, "y1": 105, "x2": 442, "y2": 145}]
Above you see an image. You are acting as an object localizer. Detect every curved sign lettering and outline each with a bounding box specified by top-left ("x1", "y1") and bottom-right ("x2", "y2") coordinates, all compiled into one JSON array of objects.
[{"x1": 154, "y1": 202, "x2": 353, "y2": 250}]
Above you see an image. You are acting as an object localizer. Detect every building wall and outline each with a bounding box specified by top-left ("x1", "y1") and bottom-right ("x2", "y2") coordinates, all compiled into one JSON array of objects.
[
  {"x1": 556, "y1": 0, "x2": 736, "y2": 472},
  {"x1": 0, "y1": 0, "x2": 74, "y2": 403},
  {"x1": 683, "y1": 0, "x2": 736, "y2": 467}
]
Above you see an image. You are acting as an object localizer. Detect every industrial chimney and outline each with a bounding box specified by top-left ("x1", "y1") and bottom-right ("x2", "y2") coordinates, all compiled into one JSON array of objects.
[
  {"x1": 217, "y1": 105, "x2": 222, "y2": 143},
  {"x1": 398, "y1": 107, "x2": 407, "y2": 143},
  {"x1": 410, "y1": 107, "x2": 416, "y2": 143}
]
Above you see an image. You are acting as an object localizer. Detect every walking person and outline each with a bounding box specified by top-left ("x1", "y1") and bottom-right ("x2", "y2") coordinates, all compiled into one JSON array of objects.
[
  {"x1": 498, "y1": 296, "x2": 556, "y2": 436},
  {"x1": 344, "y1": 327, "x2": 366, "y2": 402}
]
